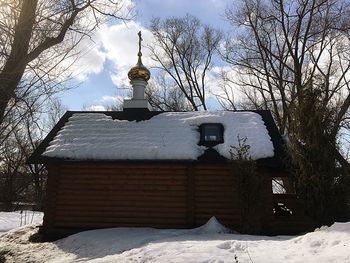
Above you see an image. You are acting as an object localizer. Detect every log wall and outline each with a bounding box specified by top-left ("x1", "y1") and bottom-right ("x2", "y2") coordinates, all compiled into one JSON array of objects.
[
  {"x1": 47, "y1": 164, "x2": 189, "y2": 230},
  {"x1": 43, "y1": 163, "x2": 313, "y2": 238}
]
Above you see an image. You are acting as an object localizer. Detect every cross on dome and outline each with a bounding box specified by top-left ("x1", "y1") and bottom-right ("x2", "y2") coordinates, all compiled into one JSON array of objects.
[{"x1": 127, "y1": 31, "x2": 150, "y2": 81}]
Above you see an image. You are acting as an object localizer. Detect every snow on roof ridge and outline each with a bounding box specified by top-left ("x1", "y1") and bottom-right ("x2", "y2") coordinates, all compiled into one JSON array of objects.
[{"x1": 43, "y1": 111, "x2": 274, "y2": 160}]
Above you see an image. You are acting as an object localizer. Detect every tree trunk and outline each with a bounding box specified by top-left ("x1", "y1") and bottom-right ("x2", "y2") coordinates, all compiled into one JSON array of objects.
[{"x1": 0, "y1": 0, "x2": 38, "y2": 124}]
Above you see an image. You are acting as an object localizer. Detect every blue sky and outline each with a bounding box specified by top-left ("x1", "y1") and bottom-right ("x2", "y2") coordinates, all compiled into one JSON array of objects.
[{"x1": 59, "y1": 0, "x2": 231, "y2": 111}]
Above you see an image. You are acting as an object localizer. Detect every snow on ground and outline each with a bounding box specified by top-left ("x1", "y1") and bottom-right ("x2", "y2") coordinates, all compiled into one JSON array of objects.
[
  {"x1": 0, "y1": 215, "x2": 349, "y2": 263},
  {"x1": 43, "y1": 111, "x2": 274, "y2": 160},
  {"x1": 0, "y1": 211, "x2": 43, "y2": 234}
]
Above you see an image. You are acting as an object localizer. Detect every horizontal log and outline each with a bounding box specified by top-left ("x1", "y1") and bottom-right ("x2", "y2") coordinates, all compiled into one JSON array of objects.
[
  {"x1": 194, "y1": 186, "x2": 236, "y2": 192},
  {"x1": 195, "y1": 200, "x2": 239, "y2": 206},
  {"x1": 59, "y1": 177, "x2": 187, "y2": 184},
  {"x1": 56, "y1": 194, "x2": 186, "y2": 203},
  {"x1": 194, "y1": 167, "x2": 266, "y2": 173},
  {"x1": 54, "y1": 207, "x2": 186, "y2": 215},
  {"x1": 58, "y1": 184, "x2": 187, "y2": 192},
  {"x1": 195, "y1": 209, "x2": 240, "y2": 214},
  {"x1": 58, "y1": 184, "x2": 187, "y2": 191},
  {"x1": 55, "y1": 199, "x2": 187, "y2": 207},
  {"x1": 55, "y1": 209, "x2": 187, "y2": 217},
  {"x1": 56, "y1": 192, "x2": 242, "y2": 203},
  {"x1": 55, "y1": 209, "x2": 187, "y2": 218},
  {"x1": 60, "y1": 171, "x2": 188, "y2": 176},
  {"x1": 194, "y1": 201, "x2": 240, "y2": 207},
  {"x1": 61, "y1": 170, "x2": 186, "y2": 179},
  {"x1": 61, "y1": 164, "x2": 188, "y2": 170},
  {"x1": 195, "y1": 213, "x2": 241, "y2": 219},
  {"x1": 195, "y1": 193, "x2": 237, "y2": 199},
  {"x1": 195, "y1": 202, "x2": 239, "y2": 208},
  {"x1": 54, "y1": 203, "x2": 186, "y2": 211},
  {"x1": 58, "y1": 189, "x2": 187, "y2": 197},
  {"x1": 195, "y1": 177, "x2": 234, "y2": 181},
  {"x1": 60, "y1": 172, "x2": 188, "y2": 179},
  {"x1": 195, "y1": 201, "x2": 238, "y2": 207},
  {"x1": 195, "y1": 175, "x2": 235, "y2": 179},
  {"x1": 56, "y1": 164, "x2": 269, "y2": 174},
  {"x1": 54, "y1": 221, "x2": 188, "y2": 229},
  {"x1": 56, "y1": 198, "x2": 186, "y2": 208},
  {"x1": 61, "y1": 166, "x2": 186, "y2": 171},
  {"x1": 194, "y1": 173, "x2": 233, "y2": 177},
  {"x1": 55, "y1": 199, "x2": 186, "y2": 208},
  {"x1": 54, "y1": 216, "x2": 187, "y2": 225},
  {"x1": 195, "y1": 207, "x2": 241, "y2": 213},
  {"x1": 195, "y1": 183, "x2": 235, "y2": 188},
  {"x1": 194, "y1": 167, "x2": 230, "y2": 170},
  {"x1": 58, "y1": 177, "x2": 243, "y2": 187},
  {"x1": 56, "y1": 197, "x2": 186, "y2": 205},
  {"x1": 195, "y1": 212, "x2": 241, "y2": 218},
  {"x1": 59, "y1": 177, "x2": 187, "y2": 185}
]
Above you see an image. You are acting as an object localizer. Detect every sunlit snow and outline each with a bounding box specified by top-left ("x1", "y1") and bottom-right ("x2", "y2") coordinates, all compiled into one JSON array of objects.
[
  {"x1": 0, "y1": 211, "x2": 43, "y2": 234},
  {"x1": 0, "y1": 214, "x2": 349, "y2": 263}
]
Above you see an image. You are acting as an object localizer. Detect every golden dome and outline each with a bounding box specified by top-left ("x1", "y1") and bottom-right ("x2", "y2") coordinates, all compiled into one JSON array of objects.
[
  {"x1": 128, "y1": 57, "x2": 150, "y2": 81},
  {"x1": 128, "y1": 31, "x2": 150, "y2": 81}
]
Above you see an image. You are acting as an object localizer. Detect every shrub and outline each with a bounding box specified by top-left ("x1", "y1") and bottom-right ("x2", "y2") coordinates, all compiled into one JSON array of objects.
[{"x1": 229, "y1": 136, "x2": 263, "y2": 234}]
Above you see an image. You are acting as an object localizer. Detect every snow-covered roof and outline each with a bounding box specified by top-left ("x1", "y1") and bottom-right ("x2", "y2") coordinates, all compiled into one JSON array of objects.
[{"x1": 42, "y1": 111, "x2": 274, "y2": 161}]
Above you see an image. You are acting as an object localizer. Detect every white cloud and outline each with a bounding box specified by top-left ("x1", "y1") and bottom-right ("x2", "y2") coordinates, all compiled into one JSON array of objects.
[
  {"x1": 110, "y1": 68, "x2": 131, "y2": 89},
  {"x1": 101, "y1": 95, "x2": 125, "y2": 103},
  {"x1": 98, "y1": 21, "x2": 154, "y2": 87},
  {"x1": 51, "y1": 0, "x2": 136, "y2": 81},
  {"x1": 205, "y1": 65, "x2": 246, "y2": 105},
  {"x1": 208, "y1": 0, "x2": 228, "y2": 7},
  {"x1": 82, "y1": 95, "x2": 125, "y2": 112},
  {"x1": 70, "y1": 37, "x2": 107, "y2": 81},
  {"x1": 86, "y1": 105, "x2": 107, "y2": 111}
]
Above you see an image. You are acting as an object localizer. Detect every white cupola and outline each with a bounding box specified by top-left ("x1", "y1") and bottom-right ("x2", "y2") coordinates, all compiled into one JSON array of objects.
[{"x1": 123, "y1": 31, "x2": 152, "y2": 111}]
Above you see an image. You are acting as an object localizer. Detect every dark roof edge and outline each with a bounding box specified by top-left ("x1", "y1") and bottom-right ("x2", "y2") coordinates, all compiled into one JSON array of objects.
[
  {"x1": 253, "y1": 110, "x2": 286, "y2": 168},
  {"x1": 30, "y1": 156, "x2": 285, "y2": 171}
]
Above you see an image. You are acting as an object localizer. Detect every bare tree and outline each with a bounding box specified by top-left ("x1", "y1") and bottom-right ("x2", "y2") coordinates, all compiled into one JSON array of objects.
[
  {"x1": 0, "y1": 0, "x2": 132, "y2": 211},
  {"x1": 223, "y1": 0, "x2": 350, "y2": 224},
  {"x1": 0, "y1": 0, "x2": 133, "y2": 129},
  {"x1": 149, "y1": 14, "x2": 222, "y2": 111},
  {"x1": 0, "y1": 129, "x2": 30, "y2": 211},
  {"x1": 0, "y1": 97, "x2": 66, "y2": 211},
  {"x1": 212, "y1": 69, "x2": 238, "y2": 111},
  {"x1": 145, "y1": 75, "x2": 194, "y2": 111},
  {"x1": 223, "y1": 0, "x2": 350, "y2": 155}
]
